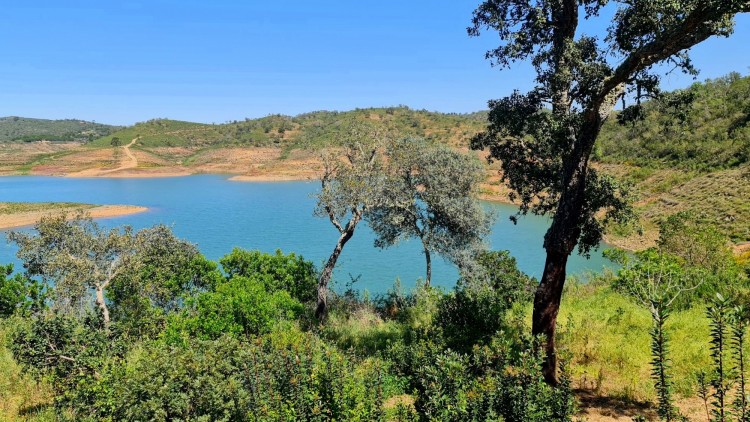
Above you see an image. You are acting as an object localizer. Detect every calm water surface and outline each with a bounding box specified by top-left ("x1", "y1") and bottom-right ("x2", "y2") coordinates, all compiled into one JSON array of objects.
[{"x1": 0, "y1": 175, "x2": 614, "y2": 293}]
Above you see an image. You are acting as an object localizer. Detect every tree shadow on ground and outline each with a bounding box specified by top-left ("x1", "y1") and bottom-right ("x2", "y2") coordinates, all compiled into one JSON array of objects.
[{"x1": 575, "y1": 388, "x2": 657, "y2": 421}]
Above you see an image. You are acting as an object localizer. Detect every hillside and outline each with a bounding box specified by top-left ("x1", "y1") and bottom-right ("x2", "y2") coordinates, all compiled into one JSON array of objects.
[
  {"x1": 0, "y1": 107, "x2": 487, "y2": 180},
  {"x1": 90, "y1": 107, "x2": 487, "y2": 149},
  {"x1": 594, "y1": 72, "x2": 750, "y2": 248},
  {"x1": 596, "y1": 72, "x2": 750, "y2": 171},
  {"x1": 0, "y1": 117, "x2": 119, "y2": 143}
]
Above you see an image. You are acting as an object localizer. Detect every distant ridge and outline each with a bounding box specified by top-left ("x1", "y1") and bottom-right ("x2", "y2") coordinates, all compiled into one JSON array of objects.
[
  {"x1": 0, "y1": 116, "x2": 120, "y2": 143},
  {"x1": 89, "y1": 106, "x2": 489, "y2": 149}
]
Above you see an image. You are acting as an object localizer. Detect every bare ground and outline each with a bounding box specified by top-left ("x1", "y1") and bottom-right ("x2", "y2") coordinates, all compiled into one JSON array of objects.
[{"x1": 0, "y1": 204, "x2": 148, "y2": 229}]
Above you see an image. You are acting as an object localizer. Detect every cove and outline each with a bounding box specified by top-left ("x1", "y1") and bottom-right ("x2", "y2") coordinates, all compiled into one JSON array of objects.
[{"x1": 0, "y1": 175, "x2": 615, "y2": 294}]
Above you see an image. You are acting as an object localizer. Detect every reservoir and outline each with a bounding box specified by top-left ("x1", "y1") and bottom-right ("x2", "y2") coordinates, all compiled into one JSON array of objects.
[{"x1": 0, "y1": 175, "x2": 614, "y2": 293}]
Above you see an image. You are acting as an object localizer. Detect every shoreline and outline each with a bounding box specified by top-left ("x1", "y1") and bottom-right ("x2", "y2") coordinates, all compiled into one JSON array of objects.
[
  {"x1": 228, "y1": 174, "x2": 315, "y2": 182},
  {"x1": 0, "y1": 204, "x2": 148, "y2": 230},
  {"x1": 12, "y1": 171, "x2": 747, "y2": 254}
]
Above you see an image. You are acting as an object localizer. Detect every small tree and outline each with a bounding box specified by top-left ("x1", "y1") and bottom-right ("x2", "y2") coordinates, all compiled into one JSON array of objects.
[
  {"x1": 110, "y1": 137, "x2": 121, "y2": 147},
  {"x1": 313, "y1": 125, "x2": 388, "y2": 318},
  {"x1": 614, "y1": 250, "x2": 701, "y2": 422},
  {"x1": 708, "y1": 293, "x2": 734, "y2": 422},
  {"x1": 9, "y1": 214, "x2": 137, "y2": 328},
  {"x1": 368, "y1": 137, "x2": 492, "y2": 285}
]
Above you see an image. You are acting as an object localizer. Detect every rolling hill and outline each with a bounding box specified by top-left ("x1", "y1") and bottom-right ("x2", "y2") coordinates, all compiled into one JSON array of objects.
[
  {"x1": 0, "y1": 117, "x2": 119, "y2": 143},
  {"x1": 1, "y1": 73, "x2": 748, "y2": 248}
]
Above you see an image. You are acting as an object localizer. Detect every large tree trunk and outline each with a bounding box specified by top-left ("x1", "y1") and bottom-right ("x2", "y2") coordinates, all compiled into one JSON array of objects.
[
  {"x1": 423, "y1": 246, "x2": 432, "y2": 286},
  {"x1": 316, "y1": 226, "x2": 356, "y2": 319},
  {"x1": 533, "y1": 152, "x2": 590, "y2": 384},
  {"x1": 95, "y1": 284, "x2": 110, "y2": 327},
  {"x1": 532, "y1": 249, "x2": 571, "y2": 385},
  {"x1": 533, "y1": 103, "x2": 616, "y2": 384}
]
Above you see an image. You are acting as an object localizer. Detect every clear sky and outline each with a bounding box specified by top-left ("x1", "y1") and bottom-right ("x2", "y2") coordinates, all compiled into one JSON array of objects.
[{"x1": 1, "y1": 1, "x2": 748, "y2": 126}]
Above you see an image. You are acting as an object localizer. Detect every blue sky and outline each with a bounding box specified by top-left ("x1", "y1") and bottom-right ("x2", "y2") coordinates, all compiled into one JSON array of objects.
[{"x1": 1, "y1": 1, "x2": 748, "y2": 125}]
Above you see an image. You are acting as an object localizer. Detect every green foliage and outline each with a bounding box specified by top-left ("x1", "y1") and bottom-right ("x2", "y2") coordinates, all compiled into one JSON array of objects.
[
  {"x1": 437, "y1": 250, "x2": 534, "y2": 351},
  {"x1": 599, "y1": 73, "x2": 750, "y2": 171},
  {"x1": 367, "y1": 137, "x2": 493, "y2": 282},
  {"x1": 708, "y1": 294, "x2": 733, "y2": 422},
  {"x1": 732, "y1": 305, "x2": 750, "y2": 422},
  {"x1": 0, "y1": 116, "x2": 119, "y2": 143},
  {"x1": 658, "y1": 212, "x2": 739, "y2": 275},
  {"x1": 10, "y1": 313, "x2": 123, "y2": 412},
  {"x1": 89, "y1": 107, "x2": 486, "y2": 150},
  {"x1": 388, "y1": 333, "x2": 575, "y2": 422},
  {"x1": 0, "y1": 265, "x2": 44, "y2": 318},
  {"x1": 166, "y1": 275, "x2": 304, "y2": 341},
  {"x1": 109, "y1": 225, "x2": 222, "y2": 339},
  {"x1": 219, "y1": 248, "x2": 317, "y2": 303},
  {"x1": 613, "y1": 213, "x2": 747, "y2": 310},
  {"x1": 650, "y1": 305, "x2": 679, "y2": 422},
  {"x1": 74, "y1": 330, "x2": 386, "y2": 421}
]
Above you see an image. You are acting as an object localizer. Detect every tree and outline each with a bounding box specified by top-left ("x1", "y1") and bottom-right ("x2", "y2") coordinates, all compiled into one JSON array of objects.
[
  {"x1": 313, "y1": 124, "x2": 388, "y2": 318},
  {"x1": 219, "y1": 248, "x2": 317, "y2": 303},
  {"x1": 108, "y1": 224, "x2": 220, "y2": 338},
  {"x1": 9, "y1": 214, "x2": 137, "y2": 328},
  {"x1": 613, "y1": 250, "x2": 702, "y2": 421},
  {"x1": 469, "y1": 0, "x2": 750, "y2": 384},
  {"x1": 8, "y1": 214, "x2": 209, "y2": 331},
  {"x1": 368, "y1": 137, "x2": 492, "y2": 285},
  {"x1": 110, "y1": 136, "x2": 121, "y2": 147}
]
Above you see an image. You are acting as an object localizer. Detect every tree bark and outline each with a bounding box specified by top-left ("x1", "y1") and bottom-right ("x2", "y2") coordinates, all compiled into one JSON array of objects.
[
  {"x1": 95, "y1": 284, "x2": 110, "y2": 327},
  {"x1": 316, "y1": 219, "x2": 358, "y2": 319},
  {"x1": 423, "y1": 244, "x2": 432, "y2": 286},
  {"x1": 533, "y1": 96, "x2": 619, "y2": 384}
]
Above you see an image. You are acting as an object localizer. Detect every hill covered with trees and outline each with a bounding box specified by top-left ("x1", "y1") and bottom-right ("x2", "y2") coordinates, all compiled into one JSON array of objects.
[
  {"x1": 597, "y1": 72, "x2": 750, "y2": 172},
  {"x1": 0, "y1": 117, "x2": 119, "y2": 143},
  {"x1": 592, "y1": 72, "x2": 750, "y2": 247},
  {"x1": 2, "y1": 74, "x2": 749, "y2": 246},
  {"x1": 88, "y1": 107, "x2": 487, "y2": 149}
]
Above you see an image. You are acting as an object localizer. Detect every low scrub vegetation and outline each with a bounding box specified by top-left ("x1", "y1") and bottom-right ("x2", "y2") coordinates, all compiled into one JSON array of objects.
[{"x1": 0, "y1": 209, "x2": 748, "y2": 421}]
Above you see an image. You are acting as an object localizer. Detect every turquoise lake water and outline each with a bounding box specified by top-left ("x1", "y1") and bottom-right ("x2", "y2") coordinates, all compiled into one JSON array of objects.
[{"x1": 0, "y1": 175, "x2": 614, "y2": 294}]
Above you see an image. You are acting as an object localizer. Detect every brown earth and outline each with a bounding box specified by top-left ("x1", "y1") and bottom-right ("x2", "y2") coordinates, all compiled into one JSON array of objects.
[{"x1": 0, "y1": 204, "x2": 148, "y2": 229}]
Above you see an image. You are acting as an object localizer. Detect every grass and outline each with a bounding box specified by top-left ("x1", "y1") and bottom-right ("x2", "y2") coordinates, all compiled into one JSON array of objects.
[
  {"x1": 601, "y1": 164, "x2": 750, "y2": 249},
  {"x1": 0, "y1": 202, "x2": 95, "y2": 215},
  {"x1": 559, "y1": 278, "x2": 711, "y2": 401},
  {"x1": 0, "y1": 318, "x2": 53, "y2": 421},
  {"x1": 320, "y1": 276, "x2": 718, "y2": 410}
]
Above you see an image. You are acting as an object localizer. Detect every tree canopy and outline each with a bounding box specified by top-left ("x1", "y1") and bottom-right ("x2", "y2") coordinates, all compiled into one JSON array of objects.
[{"x1": 368, "y1": 137, "x2": 493, "y2": 284}]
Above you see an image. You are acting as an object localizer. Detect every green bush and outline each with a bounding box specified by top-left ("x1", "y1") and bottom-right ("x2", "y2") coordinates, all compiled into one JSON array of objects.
[
  {"x1": 0, "y1": 264, "x2": 44, "y2": 318},
  {"x1": 388, "y1": 334, "x2": 575, "y2": 422},
  {"x1": 437, "y1": 250, "x2": 534, "y2": 351},
  {"x1": 165, "y1": 275, "x2": 304, "y2": 341},
  {"x1": 10, "y1": 313, "x2": 124, "y2": 413},
  {"x1": 92, "y1": 330, "x2": 387, "y2": 421},
  {"x1": 219, "y1": 248, "x2": 318, "y2": 303}
]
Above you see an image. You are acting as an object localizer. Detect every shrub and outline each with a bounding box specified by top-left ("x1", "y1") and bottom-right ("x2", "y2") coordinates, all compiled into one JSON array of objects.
[
  {"x1": 10, "y1": 313, "x2": 123, "y2": 413},
  {"x1": 390, "y1": 334, "x2": 575, "y2": 422},
  {"x1": 165, "y1": 275, "x2": 304, "y2": 341},
  {"x1": 437, "y1": 250, "x2": 534, "y2": 351},
  {"x1": 219, "y1": 248, "x2": 317, "y2": 303},
  {"x1": 96, "y1": 330, "x2": 387, "y2": 421},
  {"x1": 0, "y1": 264, "x2": 44, "y2": 318}
]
